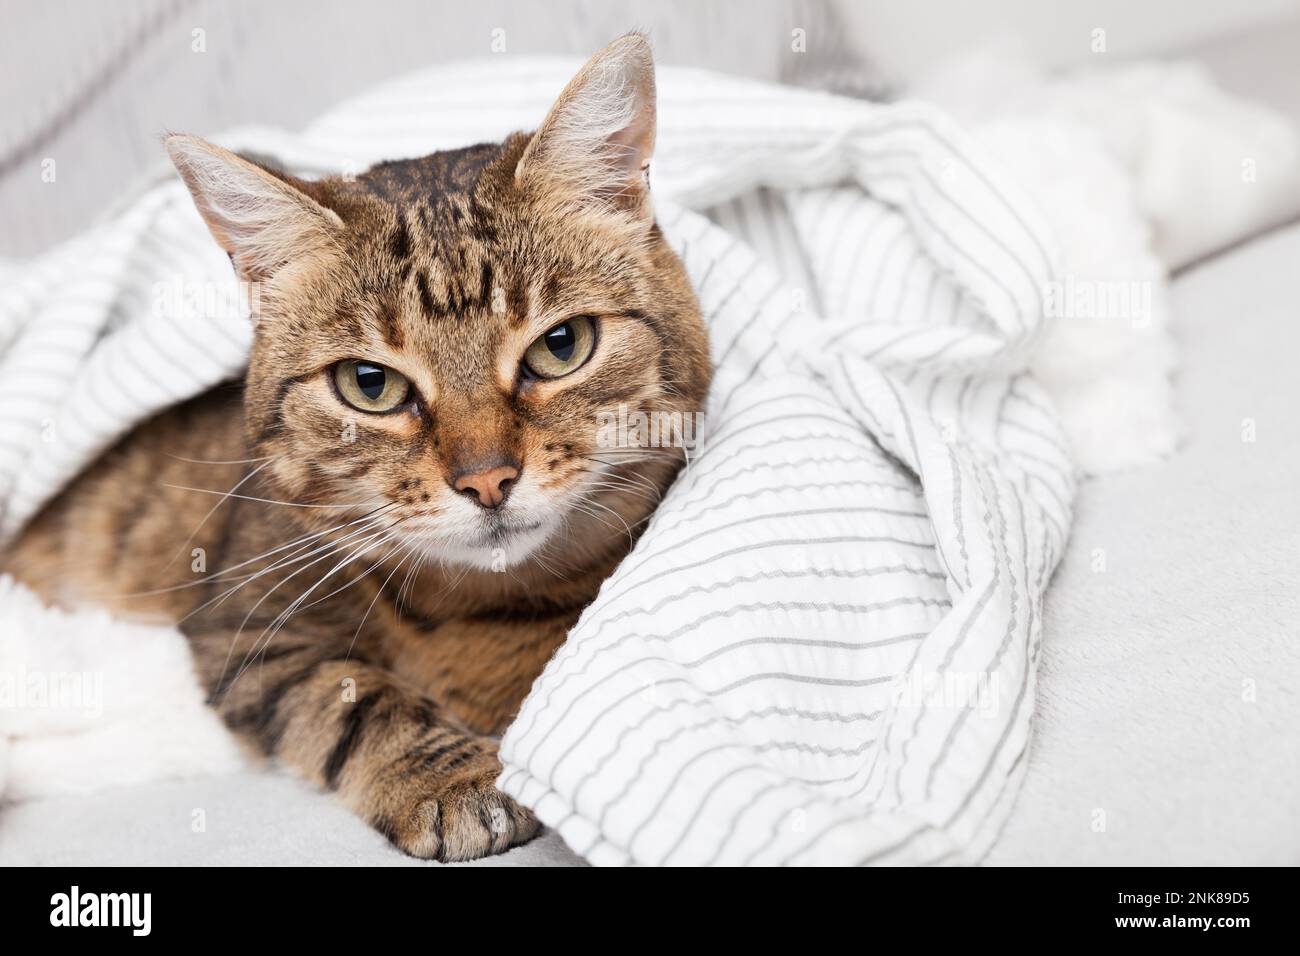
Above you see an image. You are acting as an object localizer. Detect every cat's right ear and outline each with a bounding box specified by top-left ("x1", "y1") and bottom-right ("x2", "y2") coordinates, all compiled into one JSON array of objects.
[
  {"x1": 516, "y1": 33, "x2": 656, "y2": 224},
  {"x1": 165, "y1": 134, "x2": 343, "y2": 282}
]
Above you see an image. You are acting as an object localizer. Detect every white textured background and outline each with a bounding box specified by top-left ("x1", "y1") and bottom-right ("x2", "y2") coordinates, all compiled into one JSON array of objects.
[{"x1": 3, "y1": 0, "x2": 1300, "y2": 255}]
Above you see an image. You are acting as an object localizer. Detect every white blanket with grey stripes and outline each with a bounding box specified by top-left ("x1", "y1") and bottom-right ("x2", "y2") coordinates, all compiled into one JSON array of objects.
[{"x1": 0, "y1": 60, "x2": 1073, "y2": 864}]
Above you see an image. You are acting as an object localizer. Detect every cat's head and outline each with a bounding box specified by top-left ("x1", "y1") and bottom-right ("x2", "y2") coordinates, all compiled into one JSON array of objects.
[{"x1": 167, "y1": 34, "x2": 710, "y2": 571}]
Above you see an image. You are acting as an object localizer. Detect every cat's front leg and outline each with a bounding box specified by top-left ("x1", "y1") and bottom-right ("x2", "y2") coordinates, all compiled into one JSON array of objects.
[
  {"x1": 386, "y1": 613, "x2": 576, "y2": 736},
  {"x1": 195, "y1": 633, "x2": 539, "y2": 861}
]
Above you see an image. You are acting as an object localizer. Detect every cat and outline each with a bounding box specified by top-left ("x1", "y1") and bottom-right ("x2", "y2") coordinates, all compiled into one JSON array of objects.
[{"x1": 2, "y1": 34, "x2": 711, "y2": 861}]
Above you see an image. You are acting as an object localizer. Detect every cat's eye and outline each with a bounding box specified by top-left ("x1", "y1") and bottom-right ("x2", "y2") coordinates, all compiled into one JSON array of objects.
[
  {"x1": 523, "y1": 316, "x2": 596, "y2": 380},
  {"x1": 333, "y1": 360, "x2": 411, "y2": 413}
]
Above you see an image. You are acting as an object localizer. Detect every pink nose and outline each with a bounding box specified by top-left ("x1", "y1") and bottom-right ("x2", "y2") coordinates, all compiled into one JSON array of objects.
[{"x1": 452, "y1": 464, "x2": 519, "y2": 509}]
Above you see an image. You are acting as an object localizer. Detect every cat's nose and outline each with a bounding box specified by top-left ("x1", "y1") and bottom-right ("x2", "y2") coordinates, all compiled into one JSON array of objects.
[{"x1": 452, "y1": 462, "x2": 520, "y2": 510}]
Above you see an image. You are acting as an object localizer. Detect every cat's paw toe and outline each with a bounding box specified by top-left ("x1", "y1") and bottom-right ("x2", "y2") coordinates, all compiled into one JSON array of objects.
[{"x1": 390, "y1": 755, "x2": 540, "y2": 862}]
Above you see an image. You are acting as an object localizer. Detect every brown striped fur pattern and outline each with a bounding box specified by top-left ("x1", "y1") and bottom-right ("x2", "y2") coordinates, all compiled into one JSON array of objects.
[{"x1": 2, "y1": 36, "x2": 710, "y2": 861}]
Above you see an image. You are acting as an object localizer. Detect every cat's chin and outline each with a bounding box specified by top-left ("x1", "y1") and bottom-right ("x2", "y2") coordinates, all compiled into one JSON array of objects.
[{"x1": 400, "y1": 519, "x2": 555, "y2": 572}]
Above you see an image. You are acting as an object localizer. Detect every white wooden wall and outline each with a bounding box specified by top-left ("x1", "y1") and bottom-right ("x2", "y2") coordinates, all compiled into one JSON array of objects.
[
  {"x1": 3, "y1": 0, "x2": 1298, "y2": 257},
  {"x1": 0, "y1": 0, "x2": 860, "y2": 256}
]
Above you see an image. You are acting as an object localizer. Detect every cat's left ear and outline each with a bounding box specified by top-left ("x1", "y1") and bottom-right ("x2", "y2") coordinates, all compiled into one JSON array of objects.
[
  {"x1": 165, "y1": 134, "x2": 343, "y2": 282},
  {"x1": 517, "y1": 33, "x2": 656, "y2": 223}
]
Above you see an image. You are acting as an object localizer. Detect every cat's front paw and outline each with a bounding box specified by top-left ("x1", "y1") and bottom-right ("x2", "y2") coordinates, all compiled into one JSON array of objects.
[{"x1": 385, "y1": 751, "x2": 540, "y2": 862}]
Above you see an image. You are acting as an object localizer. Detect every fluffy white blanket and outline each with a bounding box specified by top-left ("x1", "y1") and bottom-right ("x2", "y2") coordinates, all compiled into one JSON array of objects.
[{"x1": 915, "y1": 49, "x2": 1300, "y2": 473}]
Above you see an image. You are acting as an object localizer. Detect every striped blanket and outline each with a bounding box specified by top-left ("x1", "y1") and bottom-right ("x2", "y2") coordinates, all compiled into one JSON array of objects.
[{"x1": 0, "y1": 59, "x2": 1073, "y2": 864}]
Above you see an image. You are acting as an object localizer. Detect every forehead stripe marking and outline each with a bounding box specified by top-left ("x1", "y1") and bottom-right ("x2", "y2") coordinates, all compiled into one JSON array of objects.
[
  {"x1": 415, "y1": 269, "x2": 436, "y2": 317},
  {"x1": 389, "y1": 210, "x2": 411, "y2": 263}
]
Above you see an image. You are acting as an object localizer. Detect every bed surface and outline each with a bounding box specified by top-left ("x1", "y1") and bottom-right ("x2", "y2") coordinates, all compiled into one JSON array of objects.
[
  {"x1": 0, "y1": 769, "x2": 584, "y2": 866},
  {"x1": 985, "y1": 222, "x2": 1300, "y2": 865},
  {"x1": 4, "y1": 221, "x2": 1296, "y2": 867}
]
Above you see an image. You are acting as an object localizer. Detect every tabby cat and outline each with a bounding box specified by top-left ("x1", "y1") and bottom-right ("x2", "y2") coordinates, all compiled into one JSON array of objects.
[{"x1": 3, "y1": 35, "x2": 711, "y2": 861}]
